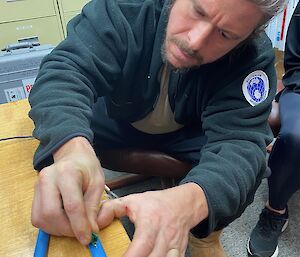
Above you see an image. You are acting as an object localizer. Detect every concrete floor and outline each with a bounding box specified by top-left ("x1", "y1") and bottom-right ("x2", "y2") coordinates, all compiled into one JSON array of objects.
[
  {"x1": 222, "y1": 179, "x2": 300, "y2": 257},
  {"x1": 105, "y1": 170, "x2": 300, "y2": 257}
]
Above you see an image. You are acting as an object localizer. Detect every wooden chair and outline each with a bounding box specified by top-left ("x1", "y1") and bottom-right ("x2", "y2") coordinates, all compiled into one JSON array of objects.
[{"x1": 103, "y1": 81, "x2": 283, "y2": 190}]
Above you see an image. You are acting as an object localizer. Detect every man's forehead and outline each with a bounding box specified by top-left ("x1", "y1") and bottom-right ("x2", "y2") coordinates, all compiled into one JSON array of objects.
[{"x1": 190, "y1": 0, "x2": 262, "y2": 38}]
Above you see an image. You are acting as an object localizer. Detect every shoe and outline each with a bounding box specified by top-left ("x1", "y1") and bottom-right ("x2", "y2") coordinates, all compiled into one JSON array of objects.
[
  {"x1": 189, "y1": 230, "x2": 227, "y2": 257},
  {"x1": 247, "y1": 207, "x2": 289, "y2": 257}
]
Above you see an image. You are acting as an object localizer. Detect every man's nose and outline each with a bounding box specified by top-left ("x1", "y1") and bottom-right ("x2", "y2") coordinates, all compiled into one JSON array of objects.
[{"x1": 187, "y1": 22, "x2": 213, "y2": 51}]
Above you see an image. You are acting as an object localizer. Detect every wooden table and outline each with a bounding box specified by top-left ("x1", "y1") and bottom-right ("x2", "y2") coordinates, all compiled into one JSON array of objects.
[{"x1": 0, "y1": 99, "x2": 130, "y2": 257}]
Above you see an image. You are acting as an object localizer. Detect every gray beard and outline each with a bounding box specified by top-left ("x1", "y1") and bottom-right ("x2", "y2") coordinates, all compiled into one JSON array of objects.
[
  {"x1": 160, "y1": 0, "x2": 201, "y2": 73},
  {"x1": 160, "y1": 41, "x2": 196, "y2": 74}
]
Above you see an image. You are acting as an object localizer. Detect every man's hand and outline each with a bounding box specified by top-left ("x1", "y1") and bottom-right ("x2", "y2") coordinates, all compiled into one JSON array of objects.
[
  {"x1": 97, "y1": 183, "x2": 208, "y2": 257},
  {"x1": 31, "y1": 137, "x2": 104, "y2": 245}
]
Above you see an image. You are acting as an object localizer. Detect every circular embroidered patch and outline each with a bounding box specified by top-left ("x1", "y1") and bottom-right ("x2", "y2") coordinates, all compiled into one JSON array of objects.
[{"x1": 242, "y1": 70, "x2": 269, "y2": 106}]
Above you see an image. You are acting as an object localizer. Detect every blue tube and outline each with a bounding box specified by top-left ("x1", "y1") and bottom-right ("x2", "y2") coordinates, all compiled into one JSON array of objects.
[
  {"x1": 33, "y1": 230, "x2": 106, "y2": 257},
  {"x1": 88, "y1": 235, "x2": 107, "y2": 257},
  {"x1": 33, "y1": 229, "x2": 50, "y2": 257}
]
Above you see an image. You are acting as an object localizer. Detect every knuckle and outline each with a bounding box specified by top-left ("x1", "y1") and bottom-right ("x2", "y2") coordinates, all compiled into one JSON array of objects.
[
  {"x1": 55, "y1": 161, "x2": 74, "y2": 175},
  {"x1": 37, "y1": 171, "x2": 50, "y2": 186},
  {"x1": 87, "y1": 205, "x2": 99, "y2": 213},
  {"x1": 64, "y1": 200, "x2": 83, "y2": 214},
  {"x1": 40, "y1": 205, "x2": 59, "y2": 221},
  {"x1": 31, "y1": 208, "x2": 54, "y2": 228},
  {"x1": 92, "y1": 173, "x2": 104, "y2": 187},
  {"x1": 31, "y1": 212, "x2": 42, "y2": 228}
]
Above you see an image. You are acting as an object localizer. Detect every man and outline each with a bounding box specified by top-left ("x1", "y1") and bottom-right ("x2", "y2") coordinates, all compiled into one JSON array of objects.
[
  {"x1": 29, "y1": 0, "x2": 285, "y2": 256},
  {"x1": 248, "y1": 2, "x2": 300, "y2": 257}
]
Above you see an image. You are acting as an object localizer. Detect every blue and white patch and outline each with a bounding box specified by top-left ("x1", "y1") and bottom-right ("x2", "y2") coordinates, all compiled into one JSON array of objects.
[{"x1": 242, "y1": 70, "x2": 269, "y2": 106}]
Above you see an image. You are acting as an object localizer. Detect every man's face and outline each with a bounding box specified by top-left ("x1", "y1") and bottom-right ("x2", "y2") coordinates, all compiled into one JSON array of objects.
[{"x1": 163, "y1": 0, "x2": 264, "y2": 69}]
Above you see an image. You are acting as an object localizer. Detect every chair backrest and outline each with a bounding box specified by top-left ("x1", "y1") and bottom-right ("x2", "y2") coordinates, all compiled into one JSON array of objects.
[{"x1": 99, "y1": 149, "x2": 192, "y2": 178}]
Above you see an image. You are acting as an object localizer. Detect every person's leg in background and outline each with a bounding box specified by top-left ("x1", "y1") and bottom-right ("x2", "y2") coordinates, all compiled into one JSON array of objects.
[{"x1": 248, "y1": 90, "x2": 300, "y2": 257}]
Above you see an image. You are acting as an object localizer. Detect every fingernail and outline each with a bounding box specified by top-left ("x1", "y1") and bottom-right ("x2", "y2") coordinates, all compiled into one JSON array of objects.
[
  {"x1": 166, "y1": 249, "x2": 180, "y2": 257},
  {"x1": 79, "y1": 234, "x2": 91, "y2": 245}
]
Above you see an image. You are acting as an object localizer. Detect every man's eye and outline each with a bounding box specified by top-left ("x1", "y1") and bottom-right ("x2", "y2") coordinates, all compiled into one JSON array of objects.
[
  {"x1": 219, "y1": 30, "x2": 230, "y2": 39},
  {"x1": 194, "y1": 8, "x2": 205, "y2": 17}
]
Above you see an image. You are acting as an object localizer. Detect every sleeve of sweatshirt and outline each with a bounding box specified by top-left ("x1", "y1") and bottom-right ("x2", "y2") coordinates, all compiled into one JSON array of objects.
[
  {"x1": 180, "y1": 39, "x2": 277, "y2": 238},
  {"x1": 282, "y1": 2, "x2": 300, "y2": 92},
  {"x1": 28, "y1": 0, "x2": 156, "y2": 170}
]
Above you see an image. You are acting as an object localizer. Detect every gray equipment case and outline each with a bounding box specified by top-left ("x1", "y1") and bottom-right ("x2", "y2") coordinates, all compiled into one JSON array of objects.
[{"x1": 0, "y1": 42, "x2": 54, "y2": 104}]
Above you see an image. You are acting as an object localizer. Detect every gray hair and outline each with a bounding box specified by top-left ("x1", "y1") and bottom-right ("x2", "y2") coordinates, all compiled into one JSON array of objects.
[{"x1": 250, "y1": 0, "x2": 287, "y2": 33}]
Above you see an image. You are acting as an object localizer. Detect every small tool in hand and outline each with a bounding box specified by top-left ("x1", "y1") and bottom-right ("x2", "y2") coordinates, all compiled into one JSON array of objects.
[
  {"x1": 88, "y1": 233, "x2": 107, "y2": 257},
  {"x1": 104, "y1": 185, "x2": 119, "y2": 199}
]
